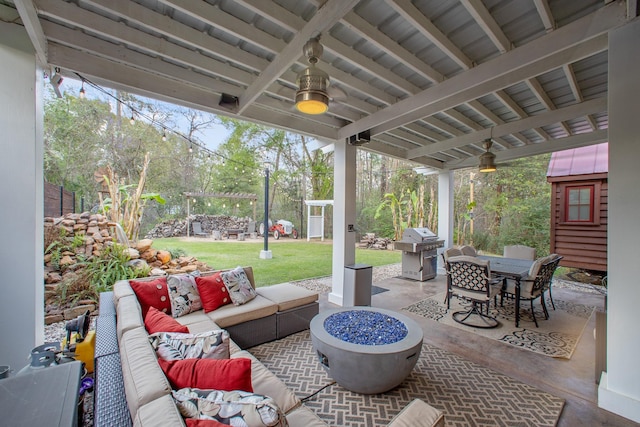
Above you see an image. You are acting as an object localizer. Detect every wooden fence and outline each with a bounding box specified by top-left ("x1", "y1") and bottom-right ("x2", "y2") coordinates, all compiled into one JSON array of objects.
[{"x1": 44, "y1": 181, "x2": 75, "y2": 217}]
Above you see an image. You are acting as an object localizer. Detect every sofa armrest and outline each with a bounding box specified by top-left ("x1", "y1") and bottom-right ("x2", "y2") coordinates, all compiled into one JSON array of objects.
[{"x1": 386, "y1": 399, "x2": 444, "y2": 427}]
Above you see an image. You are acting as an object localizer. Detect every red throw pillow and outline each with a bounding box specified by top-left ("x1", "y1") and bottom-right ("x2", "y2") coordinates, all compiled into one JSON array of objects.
[
  {"x1": 158, "y1": 357, "x2": 253, "y2": 392},
  {"x1": 185, "y1": 419, "x2": 226, "y2": 427},
  {"x1": 130, "y1": 277, "x2": 171, "y2": 316},
  {"x1": 144, "y1": 306, "x2": 189, "y2": 334},
  {"x1": 195, "y1": 272, "x2": 232, "y2": 313}
]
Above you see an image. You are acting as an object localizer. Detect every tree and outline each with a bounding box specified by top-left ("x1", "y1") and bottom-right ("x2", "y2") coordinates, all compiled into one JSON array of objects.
[
  {"x1": 43, "y1": 90, "x2": 111, "y2": 206},
  {"x1": 459, "y1": 154, "x2": 552, "y2": 254},
  {"x1": 100, "y1": 153, "x2": 165, "y2": 243}
]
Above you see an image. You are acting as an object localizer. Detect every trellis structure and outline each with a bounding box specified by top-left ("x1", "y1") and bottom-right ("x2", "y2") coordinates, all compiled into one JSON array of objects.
[
  {"x1": 184, "y1": 192, "x2": 258, "y2": 237},
  {"x1": 304, "y1": 200, "x2": 333, "y2": 241}
]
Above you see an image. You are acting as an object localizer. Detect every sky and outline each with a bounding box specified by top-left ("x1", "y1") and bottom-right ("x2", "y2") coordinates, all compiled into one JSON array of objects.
[{"x1": 55, "y1": 76, "x2": 232, "y2": 152}]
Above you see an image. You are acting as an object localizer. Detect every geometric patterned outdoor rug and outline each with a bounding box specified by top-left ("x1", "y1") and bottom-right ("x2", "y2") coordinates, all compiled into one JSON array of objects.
[
  {"x1": 403, "y1": 292, "x2": 594, "y2": 359},
  {"x1": 249, "y1": 330, "x2": 565, "y2": 427}
]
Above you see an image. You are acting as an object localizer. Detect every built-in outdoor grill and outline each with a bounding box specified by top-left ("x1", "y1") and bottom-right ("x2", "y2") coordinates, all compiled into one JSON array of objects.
[{"x1": 394, "y1": 227, "x2": 445, "y2": 281}]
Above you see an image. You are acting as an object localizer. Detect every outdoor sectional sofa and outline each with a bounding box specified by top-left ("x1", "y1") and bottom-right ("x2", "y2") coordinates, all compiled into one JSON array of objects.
[{"x1": 93, "y1": 266, "x2": 444, "y2": 427}]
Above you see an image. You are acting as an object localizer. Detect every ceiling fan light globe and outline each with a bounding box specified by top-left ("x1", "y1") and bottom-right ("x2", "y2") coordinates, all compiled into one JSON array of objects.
[
  {"x1": 296, "y1": 97, "x2": 329, "y2": 114},
  {"x1": 295, "y1": 65, "x2": 329, "y2": 115}
]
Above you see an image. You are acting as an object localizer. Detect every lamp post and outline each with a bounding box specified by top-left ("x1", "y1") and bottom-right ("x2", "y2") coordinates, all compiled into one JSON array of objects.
[{"x1": 260, "y1": 161, "x2": 273, "y2": 259}]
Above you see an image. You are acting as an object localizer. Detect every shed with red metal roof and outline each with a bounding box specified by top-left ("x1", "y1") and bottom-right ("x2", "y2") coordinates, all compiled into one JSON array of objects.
[{"x1": 547, "y1": 143, "x2": 608, "y2": 272}]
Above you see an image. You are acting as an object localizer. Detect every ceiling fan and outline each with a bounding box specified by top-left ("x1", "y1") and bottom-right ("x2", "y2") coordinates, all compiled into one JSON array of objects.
[{"x1": 295, "y1": 37, "x2": 346, "y2": 115}]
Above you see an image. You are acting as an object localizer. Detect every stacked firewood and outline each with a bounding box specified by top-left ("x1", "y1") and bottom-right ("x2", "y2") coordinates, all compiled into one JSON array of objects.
[{"x1": 358, "y1": 233, "x2": 393, "y2": 250}]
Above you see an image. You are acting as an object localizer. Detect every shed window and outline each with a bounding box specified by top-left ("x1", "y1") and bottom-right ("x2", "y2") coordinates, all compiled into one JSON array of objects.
[{"x1": 566, "y1": 186, "x2": 593, "y2": 222}]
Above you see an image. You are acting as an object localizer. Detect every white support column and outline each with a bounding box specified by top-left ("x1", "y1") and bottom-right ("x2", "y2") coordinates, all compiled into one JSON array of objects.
[
  {"x1": 306, "y1": 204, "x2": 311, "y2": 241},
  {"x1": 329, "y1": 140, "x2": 356, "y2": 306},
  {"x1": 0, "y1": 23, "x2": 44, "y2": 373},
  {"x1": 186, "y1": 197, "x2": 190, "y2": 237},
  {"x1": 437, "y1": 171, "x2": 454, "y2": 274},
  {"x1": 598, "y1": 18, "x2": 640, "y2": 423},
  {"x1": 321, "y1": 206, "x2": 325, "y2": 241}
]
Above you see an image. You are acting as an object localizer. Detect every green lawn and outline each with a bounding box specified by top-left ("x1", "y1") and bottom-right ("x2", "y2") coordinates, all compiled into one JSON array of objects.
[{"x1": 154, "y1": 238, "x2": 401, "y2": 287}]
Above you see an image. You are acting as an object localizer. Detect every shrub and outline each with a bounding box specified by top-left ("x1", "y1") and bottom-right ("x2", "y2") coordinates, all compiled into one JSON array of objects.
[
  {"x1": 168, "y1": 247, "x2": 187, "y2": 259},
  {"x1": 55, "y1": 243, "x2": 148, "y2": 304}
]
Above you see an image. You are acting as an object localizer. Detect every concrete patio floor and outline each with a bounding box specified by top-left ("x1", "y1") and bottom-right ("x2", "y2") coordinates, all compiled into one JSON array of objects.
[{"x1": 316, "y1": 273, "x2": 636, "y2": 426}]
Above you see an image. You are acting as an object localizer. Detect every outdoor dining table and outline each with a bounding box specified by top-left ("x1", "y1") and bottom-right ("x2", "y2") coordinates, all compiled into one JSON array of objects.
[{"x1": 478, "y1": 255, "x2": 534, "y2": 327}]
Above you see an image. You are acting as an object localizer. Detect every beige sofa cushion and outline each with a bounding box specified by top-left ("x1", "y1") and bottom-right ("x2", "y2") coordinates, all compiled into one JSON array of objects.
[
  {"x1": 232, "y1": 350, "x2": 300, "y2": 414},
  {"x1": 113, "y1": 279, "x2": 136, "y2": 303},
  {"x1": 286, "y1": 406, "x2": 328, "y2": 426},
  {"x1": 133, "y1": 394, "x2": 185, "y2": 427},
  {"x1": 116, "y1": 295, "x2": 144, "y2": 340},
  {"x1": 120, "y1": 327, "x2": 172, "y2": 419},
  {"x1": 386, "y1": 399, "x2": 444, "y2": 427},
  {"x1": 174, "y1": 310, "x2": 212, "y2": 327},
  {"x1": 256, "y1": 283, "x2": 318, "y2": 311},
  {"x1": 206, "y1": 295, "x2": 277, "y2": 328}
]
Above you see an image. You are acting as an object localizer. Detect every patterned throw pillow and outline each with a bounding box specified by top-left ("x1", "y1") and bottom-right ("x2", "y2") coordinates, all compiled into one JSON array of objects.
[
  {"x1": 172, "y1": 388, "x2": 288, "y2": 427},
  {"x1": 149, "y1": 330, "x2": 230, "y2": 361},
  {"x1": 167, "y1": 272, "x2": 202, "y2": 318},
  {"x1": 195, "y1": 272, "x2": 232, "y2": 313},
  {"x1": 221, "y1": 267, "x2": 257, "y2": 306}
]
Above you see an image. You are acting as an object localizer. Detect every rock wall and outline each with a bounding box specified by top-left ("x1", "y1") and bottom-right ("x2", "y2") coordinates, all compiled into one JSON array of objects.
[
  {"x1": 145, "y1": 214, "x2": 254, "y2": 238},
  {"x1": 43, "y1": 212, "x2": 211, "y2": 324}
]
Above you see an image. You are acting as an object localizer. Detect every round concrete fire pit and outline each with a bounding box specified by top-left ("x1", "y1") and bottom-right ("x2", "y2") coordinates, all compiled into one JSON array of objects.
[{"x1": 310, "y1": 307, "x2": 423, "y2": 394}]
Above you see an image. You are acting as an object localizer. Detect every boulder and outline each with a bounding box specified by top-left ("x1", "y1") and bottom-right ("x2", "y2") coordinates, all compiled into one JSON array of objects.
[
  {"x1": 136, "y1": 239, "x2": 153, "y2": 252},
  {"x1": 150, "y1": 268, "x2": 167, "y2": 276},
  {"x1": 127, "y1": 259, "x2": 148, "y2": 270},
  {"x1": 45, "y1": 314, "x2": 64, "y2": 325},
  {"x1": 140, "y1": 249, "x2": 157, "y2": 262},
  {"x1": 61, "y1": 219, "x2": 76, "y2": 227},
  {"x1": 86, "y1": 226, "x2": 100, "y2": 235},
  {"x1": 45, "y1": 272, "x2": 62, "y2": 284},
  {"x1": 63, "y1": 304, "x2": 96, "y2": 320},
  {"x1": 157, "y1": 250, "x2": 171, "y2": 265},
  {"x1": 126, "y1": 248, "x2": 140, "y2": 259},
  {"x1": 59, "y1": 255, "x2": 74, "y2": 266}
]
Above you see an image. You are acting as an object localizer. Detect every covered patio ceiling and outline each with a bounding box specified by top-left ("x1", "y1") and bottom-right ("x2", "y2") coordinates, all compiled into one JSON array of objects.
[{"x1": 8, "y1": 0, "x2": 636, "y2": 170}]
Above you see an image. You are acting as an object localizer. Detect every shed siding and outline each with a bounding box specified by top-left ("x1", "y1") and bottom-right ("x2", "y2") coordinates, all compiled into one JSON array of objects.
[{"x1": 549, "y1": 177, "x2": 608, "y2": 271}]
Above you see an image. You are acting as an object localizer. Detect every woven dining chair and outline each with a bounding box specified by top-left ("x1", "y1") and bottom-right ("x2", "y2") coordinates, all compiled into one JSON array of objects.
[
  {"x1": 501, "y1": 255, "x2": 563, "y2": 327},
  {"x1": 446, "y1": 256, "x2": 505, "y2": 329},
  {"x1": 503, "y1": 244, "x2": 536, "y2": 260},
  {"x1": 460, "y1": 245, "x2": 478, "y2": 256}
]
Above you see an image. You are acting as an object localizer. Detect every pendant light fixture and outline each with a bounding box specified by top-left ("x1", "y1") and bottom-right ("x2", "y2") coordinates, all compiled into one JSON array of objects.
[
  {"x1": 479, "y1": 128, "x2": 497, "y2": 173},
  {"x1": 295, "y1": 37, "x2": 329, "y2": 115}
]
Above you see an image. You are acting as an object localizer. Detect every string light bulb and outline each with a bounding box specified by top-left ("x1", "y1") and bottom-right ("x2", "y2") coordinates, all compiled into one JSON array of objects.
[
  {"x1": 162, "y1": 132, "x2": 167, "y2": 142},
  {"x1": 189, "y1": 144, "x2": 193, "y2": 153},
  {"x1": 130, "y1": 113, "x2": 135, "y2": 125},
  {"x1": 79, "y1": 82, "x2": 86, "y2": 99}
]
